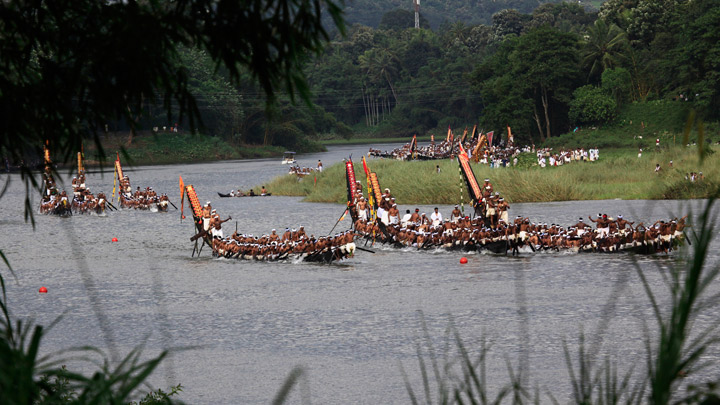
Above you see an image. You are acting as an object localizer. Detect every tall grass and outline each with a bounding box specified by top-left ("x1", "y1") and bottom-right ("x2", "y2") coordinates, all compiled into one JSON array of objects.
[{"x1": 263, "y1": 147, "x2": 719, "y2": 204}]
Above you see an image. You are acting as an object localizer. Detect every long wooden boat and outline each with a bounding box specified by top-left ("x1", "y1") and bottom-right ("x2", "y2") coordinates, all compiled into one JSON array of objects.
[
  {"x1": 183, "y1": 180, "x2": 353, "y2": 263},
  {"x1": 70, "y1": 150, "x2": 108, "y2": 215},
  {"x1": 350, "y1": 152, "x2": 686, "y2": 256},
  {"x1": 114, "y1": 153, "x2": 172, "y2": 212},
  {"x1": 38, "y1": 143, "x2": 73, "y2": 217}
]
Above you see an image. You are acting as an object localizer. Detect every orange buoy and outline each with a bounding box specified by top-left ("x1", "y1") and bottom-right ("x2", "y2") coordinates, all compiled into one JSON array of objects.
[
  {"x1": 460, "y1": 257, "x2": 468, "y2": 264},
  {"x1": 39, "y1": 286, "x2": 48, "y2": 293},
  {"x1": 182, "y1": 215, "x2": 186, "y2": 219},
  {"x1": 111, "y1": 237, "x2": 118, "y2": 242}
]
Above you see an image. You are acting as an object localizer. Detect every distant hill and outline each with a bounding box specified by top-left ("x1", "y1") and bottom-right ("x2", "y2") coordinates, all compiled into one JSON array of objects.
[{"x1": 340, "y1": 0, "x2": 575, "y2": 28}]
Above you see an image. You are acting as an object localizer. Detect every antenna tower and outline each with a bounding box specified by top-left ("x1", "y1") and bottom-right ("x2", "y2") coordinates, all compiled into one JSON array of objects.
[{"x1": 414, "y1": 0, "x2": 420, "y2": 29}]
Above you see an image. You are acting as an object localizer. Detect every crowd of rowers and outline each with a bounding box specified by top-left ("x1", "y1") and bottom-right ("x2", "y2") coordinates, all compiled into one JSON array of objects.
[
  {"x1": 39, "y1": 169, "x2": 108, "y2": 215},
  {"x1": 349, "y1": 180, "x2": 687, "y2": 254},
  {"x1": 198, "y1": 201, "x2": 356, "y2": 262},
  {"x1": 39, "y1": 169, "x2": 71, "y2": 215},
  {"x1": 369, "y1": 138, "x2": 532, "y2": 167},
  {"x1": 369, "y1": 138, "x2": 460, "y2": 160},
  {"x1": 70, "y1": 171, "x2": 108, "y2": 214},
  {"x1": 118, "y1": 175, "x2": 171, "y2": 211}
]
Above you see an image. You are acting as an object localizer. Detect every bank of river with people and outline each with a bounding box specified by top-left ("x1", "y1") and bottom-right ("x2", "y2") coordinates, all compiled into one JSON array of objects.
[{"x1": 263, "y1": 146, "x2": 718, "y2": 204}]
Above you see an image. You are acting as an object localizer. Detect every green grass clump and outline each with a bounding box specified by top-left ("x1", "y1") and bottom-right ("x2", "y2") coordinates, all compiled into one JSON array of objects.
[{"x1": 263, "y1": 147, "x2": 719, "y2": 204}]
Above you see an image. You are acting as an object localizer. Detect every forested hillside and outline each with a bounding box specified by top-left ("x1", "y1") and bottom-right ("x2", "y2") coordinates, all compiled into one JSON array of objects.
[
  {"x1": 338, "y1": 0, "x2": 564, "y2": 28},
  {"x1": 140, "y1": 0, "x2": 719, "y2": 150}
]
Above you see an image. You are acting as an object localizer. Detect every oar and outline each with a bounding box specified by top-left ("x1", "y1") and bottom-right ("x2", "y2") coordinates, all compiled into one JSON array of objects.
[
  {"x1": 107, "y1": 201, "x2": 118, "y2": 211},
  {"x1": 190, "y1": 229, "x2": 208, "y2": 242},
  {"x1": 169, "y1": 200, "x2": 178, "y2": 210},
  {"x1": 327, "y1": 209, "x2": 348, "y2": 235},
  {"x1": 683, "y1": 231, "x2": 692, "y2": 246},
  {"x1": 355, "y1": 246, "x2": 375, "y2": 254}
]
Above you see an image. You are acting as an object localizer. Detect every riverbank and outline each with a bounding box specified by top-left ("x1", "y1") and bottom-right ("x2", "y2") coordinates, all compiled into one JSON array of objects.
[
  {"x1": 318, "y1": 135, "x2": 432, "y2": 146},
  {"x1": 82, "y1": 132, "x2": 321, "y2": 166},
  {"x1": 262, "y1": 147, "x2": 718, "y2": 204}
]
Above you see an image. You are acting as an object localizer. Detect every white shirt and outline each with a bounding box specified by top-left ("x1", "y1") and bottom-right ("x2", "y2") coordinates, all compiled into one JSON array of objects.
[{"x1": 430, "y1": 211, "x2": 443, "y2": 225}]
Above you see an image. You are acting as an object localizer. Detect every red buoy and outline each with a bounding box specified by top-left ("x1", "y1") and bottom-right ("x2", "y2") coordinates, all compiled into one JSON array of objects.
[
  {"x1": 460, "y1": 257, "x2": 468, "y2": 264},
  {"x1": 111, "y1": 237, "x2": 118, "y2": 242},
  {"x1": 39, "y1": 286, "x2": 48, "y2": 293}
]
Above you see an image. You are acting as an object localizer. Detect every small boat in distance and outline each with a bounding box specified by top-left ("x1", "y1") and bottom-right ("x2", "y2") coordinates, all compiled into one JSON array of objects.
[
  {"x1": 281, "y1": 151, "x2": 296, "y2": 165},
  {"x1": 217, "y1": 191, "x2": 272, "y2": 198}
]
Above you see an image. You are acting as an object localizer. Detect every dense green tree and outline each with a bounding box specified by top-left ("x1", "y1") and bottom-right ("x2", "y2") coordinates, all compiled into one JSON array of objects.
[
  {"x1": 0, "y1": 0, "x2": 344, "y2": 184},
  {"x1": 473, "y1": 38, "x2": 535, "y2": 141},
  {"x1": 569, "y1": 85, "x2": 617, "y2": 125},
  {"x1": 601, "y1": 67, "x2": 633, "y2": 106},
  {"x1": 492, "y1": 9, "x2": 529, "y2": 41},
  {"x1": 626, "y1": 0, "x2": 679, "y2": 46},
  {"x1": 529, "y1": 2, "x2": 596, "y2": 33},
  {"x1": 378, "y1": 8, "x2": 430, "y2": 30},
  {"x1": 665, "y1": 0, "x2": 720, "y2": 119},
  {"x1": 598, "y1": 0, "x2": 639, "y2": 30},
  {"x1": 510, "y1": 26, "x2": 581, "y2": 140},
  {"x1": 178, "y1": 48, "x2": 244, "y2": 142}
]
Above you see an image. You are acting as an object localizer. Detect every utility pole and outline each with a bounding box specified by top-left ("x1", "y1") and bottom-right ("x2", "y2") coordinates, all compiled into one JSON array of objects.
[{"x1": 413, "y1": 0, "x2": 420, "y2": 29}]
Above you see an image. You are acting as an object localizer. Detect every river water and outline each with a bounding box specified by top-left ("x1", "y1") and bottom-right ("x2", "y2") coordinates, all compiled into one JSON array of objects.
[{"x1": 1, "y1": 144, "x2": 718, "y2": 404}]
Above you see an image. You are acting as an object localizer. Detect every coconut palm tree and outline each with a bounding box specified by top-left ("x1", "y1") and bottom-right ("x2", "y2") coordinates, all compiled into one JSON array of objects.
[{"x1": 582, "y1": 19, "x2": 629, "y2": 81}]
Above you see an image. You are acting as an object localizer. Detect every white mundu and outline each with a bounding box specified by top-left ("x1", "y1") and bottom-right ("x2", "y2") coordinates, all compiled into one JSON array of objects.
[{"x1": 430, "y1": 211, "x2": 443, "y2": 226}]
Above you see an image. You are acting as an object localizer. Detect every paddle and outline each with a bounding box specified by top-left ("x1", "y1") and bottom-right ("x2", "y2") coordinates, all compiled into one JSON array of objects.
[
  {"x1": 107, "y1": 201, "x2": 118, "y2": 211},
  {"x1": 190, "y1": 229, "x2": 208, "y2": 242},
  {"x1": 355, "y1": 246, "x2": 375, "y2": 254},
  {"x1": 169, "y1": 201, "x2": 178, "y2": 210},
  {"x1": 683, "y1": 231, "x2": 692, "y2": 246},
  {"x1": 327, "y1": 209, "x2": 348, "y2": 235}
]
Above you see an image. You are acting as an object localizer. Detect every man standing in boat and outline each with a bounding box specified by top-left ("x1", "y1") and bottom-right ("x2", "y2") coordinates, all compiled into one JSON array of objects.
[
  {"x1": 430, "y1": 207, "x2": 443, "y2": 226},
  {"x1": 588, "y1": 213, "x2": 610, "y2": 238},
  {"x1": 202, "y1": 201, "x2": 213, "y2": 231},
  {"x1": 450, "y1": 205, "x2": 462, "y2": 223},
  {"x1": 356, "y1": 197, "x2": 368, "y2": 221}
]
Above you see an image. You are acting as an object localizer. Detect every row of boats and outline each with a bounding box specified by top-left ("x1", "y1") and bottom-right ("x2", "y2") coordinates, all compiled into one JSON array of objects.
[
  {"x1": 37, "y1": 138, "x2": 688, "y2": 263},
  {"x1": 40, "y1": 148, "x2": 174, "y2": 217}
]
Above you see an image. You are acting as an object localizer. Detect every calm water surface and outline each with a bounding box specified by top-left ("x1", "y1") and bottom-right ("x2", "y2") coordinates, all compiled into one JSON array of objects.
[{"x1": 1, "y1": 145, "x2": 718, "y2": 404}]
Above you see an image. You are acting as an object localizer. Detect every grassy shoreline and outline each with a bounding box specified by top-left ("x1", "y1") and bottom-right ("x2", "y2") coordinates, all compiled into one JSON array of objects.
[
  {"x1": 81, "y1": 132, "x2": 318, "y2": 167},
  {"x1": 262, "y1": 147, "x2": 718, "y2": 204}
]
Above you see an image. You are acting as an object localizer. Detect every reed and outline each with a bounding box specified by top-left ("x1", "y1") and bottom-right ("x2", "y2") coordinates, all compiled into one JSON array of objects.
[{"x1": 263, "y1": 147, "x2": 719, "y2": 204}]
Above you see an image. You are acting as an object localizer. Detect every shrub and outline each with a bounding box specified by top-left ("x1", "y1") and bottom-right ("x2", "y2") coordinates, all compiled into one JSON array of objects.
[{"x1": 569, "y1": 85, "x2": 617, "y2": 125}]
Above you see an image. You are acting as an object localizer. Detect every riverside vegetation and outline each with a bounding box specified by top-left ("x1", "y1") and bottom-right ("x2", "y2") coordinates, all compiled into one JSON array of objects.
[{"x1": 265, "y1": 146, "x2": 718, "y2": 204}]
